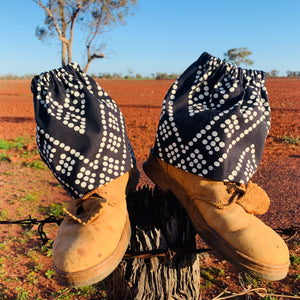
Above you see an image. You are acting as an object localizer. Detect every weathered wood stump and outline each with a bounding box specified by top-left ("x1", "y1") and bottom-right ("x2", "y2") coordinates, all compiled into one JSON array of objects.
[{"x1": 106, "y1": 186, "x2": 201, "y2": 300}]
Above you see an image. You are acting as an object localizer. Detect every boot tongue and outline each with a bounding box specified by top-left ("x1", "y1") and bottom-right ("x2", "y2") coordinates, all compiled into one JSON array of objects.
[
  {"x1": 224, "y1": 181, "x2": 270, "y2": 215},
  {"x1": 236, "y1": 181, "x2": 270, "y2": 215},
  {"x1": 64, "y1": 195, "x2": 107, "y2": 225}
]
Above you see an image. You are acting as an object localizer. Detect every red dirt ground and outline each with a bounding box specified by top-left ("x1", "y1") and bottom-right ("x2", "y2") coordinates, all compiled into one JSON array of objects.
[{"x1": 0, "y1": 78, "x2": 299, "y2": 299}]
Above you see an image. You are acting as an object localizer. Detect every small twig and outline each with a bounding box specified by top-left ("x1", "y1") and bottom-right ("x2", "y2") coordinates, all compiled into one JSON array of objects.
[
  {"x1": 212, "y1": 287, "x2": 229, "y2": 299},
  {"x1": 212, "y1": 271, "x2": 300, "y2": 300},
  {"x1": 275, "y1": 224, "x2": 300, "y2": 241},
  {"x1": 212, "y1": 287, "x2": 300, "y2": 299},
  {"x1": 212, "y1": 288, "x2": 267, "y2": 300},
  {"x1": 52, "y1": 288, "x2": 71, "y2": 300},
  {"x1": 238, "y1": 272, "x2": 252, "y2": 300},
  {"x1": 255, "y1": 291, "x2": 300, "y2": 299}
]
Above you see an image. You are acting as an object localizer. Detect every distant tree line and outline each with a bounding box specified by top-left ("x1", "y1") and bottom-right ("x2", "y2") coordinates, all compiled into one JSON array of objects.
[
  {"x1": 266, "y1": 70, "x2": 280, "y2": 77},
  {"x1": 89, "y1": 72, "x2": 180, "y2": 80},
  {"x1": 0, "y1": 74, "x2": 36, "y2": 80},
  {"x1": 286, "y1": 71, "x2": 300, "y2": 77},
  {"x1": 265, "y1": 70, "x2": 300, "y2": 77},
  {"x1": 0, "y1": 72, "x2": 180, "y2": 80}
]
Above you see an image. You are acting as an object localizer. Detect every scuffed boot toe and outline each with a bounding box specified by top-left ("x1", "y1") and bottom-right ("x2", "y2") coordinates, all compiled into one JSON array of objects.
[
  {"x1": 53, "y1": 171, "x2": 135, "y2": 287},
  {"x1": 196, "y1": 201, "x2": 290, "y2": 281}
]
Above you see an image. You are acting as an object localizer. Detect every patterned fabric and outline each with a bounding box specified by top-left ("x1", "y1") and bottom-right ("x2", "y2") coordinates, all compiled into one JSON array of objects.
[
  {"x1": 31, "y1": 63, "x2": 135, "y2": 198},
  {"x1": 153, "y1": 52, "x2": 271, "y2": 184}
]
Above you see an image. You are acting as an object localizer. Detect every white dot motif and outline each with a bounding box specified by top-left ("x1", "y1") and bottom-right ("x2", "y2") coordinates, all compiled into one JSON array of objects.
[
  {"x1": 36, "y1": 70, "x2": 87, "y2": 135},
  {"x1": 33, "y1": 63, "x2": 135, "y2": 198},
  {"x1": 154, "y1": 53, "x2": 270, "y2": 184}
]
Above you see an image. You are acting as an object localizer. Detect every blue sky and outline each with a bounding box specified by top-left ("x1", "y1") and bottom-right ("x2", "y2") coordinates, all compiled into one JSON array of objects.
[{"x1": 0, "y1": 0, "x2": 299, "y2": 77}]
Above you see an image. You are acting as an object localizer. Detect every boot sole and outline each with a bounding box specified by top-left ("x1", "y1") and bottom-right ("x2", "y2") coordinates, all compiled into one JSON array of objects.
[
  {"x1": 143, "y1": 153, "x2": 289, "y2": 281},
  {"x1": 53, "y1": 214, "x2": 131, "y2": 287}
]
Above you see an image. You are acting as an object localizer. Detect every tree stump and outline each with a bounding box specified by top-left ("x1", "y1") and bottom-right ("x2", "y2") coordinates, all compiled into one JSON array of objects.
[{"x1": 106, "y1": 186, "x2": 201, "y2": 300}]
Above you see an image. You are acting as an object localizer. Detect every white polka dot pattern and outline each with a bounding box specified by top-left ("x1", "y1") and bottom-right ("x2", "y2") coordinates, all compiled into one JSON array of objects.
[
  {"x1": 153, "y1": 52, "x2": 270, "y2": 184},
  {"x1": 32, "y1": 63, "x2": 135, "y2": 198}
]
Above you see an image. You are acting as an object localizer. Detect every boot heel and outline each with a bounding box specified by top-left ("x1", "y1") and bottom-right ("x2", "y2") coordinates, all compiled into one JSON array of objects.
[
  {"x1": 143, "y1": 153, "x2": 171, "y2": 192},
  {"x1": 126, "y1": 168, "x2": 140, "y2": 195}
]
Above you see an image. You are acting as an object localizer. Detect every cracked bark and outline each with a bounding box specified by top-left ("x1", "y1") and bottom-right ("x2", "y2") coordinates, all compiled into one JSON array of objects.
[{"x1": 106, "y1": 186, "x2": 201, "y2": 300}]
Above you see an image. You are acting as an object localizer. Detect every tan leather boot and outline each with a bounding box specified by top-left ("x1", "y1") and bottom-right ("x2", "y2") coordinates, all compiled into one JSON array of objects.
[
  {"x1": 143, "y1": 150, "x2": 290, "y2": 281},
  {"x1": 53, "y1": 169, "x2": 139, "y2": 287}
]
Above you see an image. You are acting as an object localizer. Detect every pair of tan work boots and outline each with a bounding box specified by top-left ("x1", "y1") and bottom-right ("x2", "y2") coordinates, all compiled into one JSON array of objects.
[{"x1": 53, "y1": 151, "x2": 290, "y2": 287}]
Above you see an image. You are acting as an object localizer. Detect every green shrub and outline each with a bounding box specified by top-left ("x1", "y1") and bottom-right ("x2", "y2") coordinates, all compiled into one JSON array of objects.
[
  {"x1": 40, "y1": 203, "x2": 67, "y2": 218},
  {"x1": 0, "y1": 140, "x2": 10, "y2": 150},
  {"x1": 26, "y1": 160, "x2": 47, "y2": 170},
  {"x1": 0, "y1": 153, "x2": 10, "y2": 162},
  {"x1": 0, "y1": 136, "x2": 30, "y2": 150},
  {"x1": 282, "y1": 135, "x2": 300, "y2": 145},
  {"x1": 290, "y1": 253, "x2": 300, "y2": 268}
]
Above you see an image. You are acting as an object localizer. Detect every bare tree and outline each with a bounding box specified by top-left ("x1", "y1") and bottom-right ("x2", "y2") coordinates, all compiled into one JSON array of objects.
[
  {"x1": 33, "y1": 0, "x2": 137, "y2": 72},
  {"x1": 270, "y1": 69, "x2": 279, "y2": 77},
  {"x1": 223, "y1": 47, "x2": 254, "y2": 67}
]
